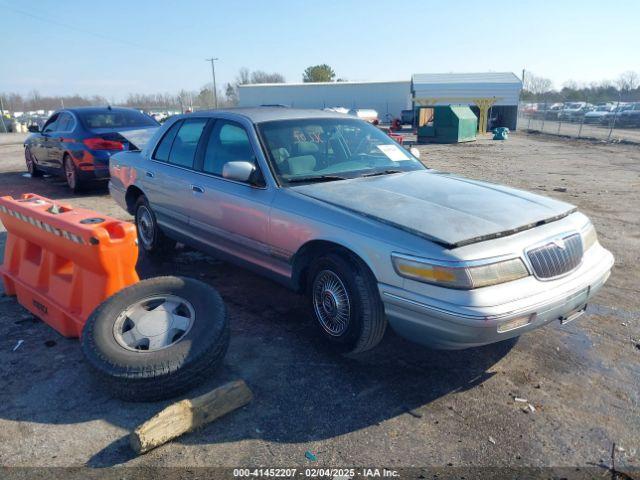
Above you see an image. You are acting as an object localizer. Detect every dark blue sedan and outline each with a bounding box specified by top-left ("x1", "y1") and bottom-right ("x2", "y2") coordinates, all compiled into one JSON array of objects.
[{"x1": 24, "y1": 106, "x2": 159, "y2": 192}]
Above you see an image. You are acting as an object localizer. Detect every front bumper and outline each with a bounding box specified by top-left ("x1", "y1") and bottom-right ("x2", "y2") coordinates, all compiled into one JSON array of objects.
[{"x1": 380, "y1": 245, "x2": 614, "y2": 349}]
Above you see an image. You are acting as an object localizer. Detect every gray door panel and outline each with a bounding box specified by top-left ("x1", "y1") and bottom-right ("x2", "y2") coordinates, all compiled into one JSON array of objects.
[
  {"x1": 144, "y1": 163, "x2": 192, "y2": 233},
  {"x1": 188, "y1": 175, "x2": 275, "y2": 263}
]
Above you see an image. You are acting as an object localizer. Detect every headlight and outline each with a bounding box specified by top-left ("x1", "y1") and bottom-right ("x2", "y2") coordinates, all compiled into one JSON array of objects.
[
  {"x1": 581, "y1": 223, "x2": 598, "y2": 251},
  {"x1": 391, "y1": 253, "x2": 529, "y2": 289}
]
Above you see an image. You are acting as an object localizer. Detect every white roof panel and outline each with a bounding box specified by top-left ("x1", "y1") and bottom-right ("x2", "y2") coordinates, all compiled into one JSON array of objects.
[
  {"x1": 412, "y1": 72, "x2": 522, "y2": 85},
  {"x1": 412, "y1": 72, "x2": 522, "y2": 106}
]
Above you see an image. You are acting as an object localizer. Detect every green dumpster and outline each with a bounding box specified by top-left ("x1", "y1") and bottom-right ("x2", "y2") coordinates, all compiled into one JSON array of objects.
[{"x1": 416, "y1": 105, "x2": 477, "y2": 143}]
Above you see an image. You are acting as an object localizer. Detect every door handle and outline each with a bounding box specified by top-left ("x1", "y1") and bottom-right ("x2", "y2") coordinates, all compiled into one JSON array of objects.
[
  {"x1": 191, "y1": 185, "x2": 204, "y2": 193},
  {"x1": 146, "y1": 171, "x2": 154, "y2": 178}
]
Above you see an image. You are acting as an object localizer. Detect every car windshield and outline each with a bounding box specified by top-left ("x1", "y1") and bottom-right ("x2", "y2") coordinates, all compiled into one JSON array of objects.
[
  {"x1": 258, "y1": 118, "x2": 425, "y2": 185},
  {"x1": 78, "y1": 110, "x2": 158, "y2": 130}
]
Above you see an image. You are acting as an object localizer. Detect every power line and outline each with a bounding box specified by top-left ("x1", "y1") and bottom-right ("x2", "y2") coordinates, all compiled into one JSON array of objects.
[{"x1": 1, "y1": 2, "x2": 199, "y2": 60}]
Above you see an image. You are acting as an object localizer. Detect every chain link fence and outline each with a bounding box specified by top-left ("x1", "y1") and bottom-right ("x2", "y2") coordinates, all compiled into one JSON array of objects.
[{"x1": 518, "y1": 100, "x2": 640, "y2": 144}]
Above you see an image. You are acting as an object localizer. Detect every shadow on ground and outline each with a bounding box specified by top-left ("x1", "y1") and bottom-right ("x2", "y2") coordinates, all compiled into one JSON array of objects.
[
  {"x1": 0, "y1": 169, "x2": 110, "y2": 202},
  {"x1": 0, "y1": 231, "x2": 516, "y2": 467}
]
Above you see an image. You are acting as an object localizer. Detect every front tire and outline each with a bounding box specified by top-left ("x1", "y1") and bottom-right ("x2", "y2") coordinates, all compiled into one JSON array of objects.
[
  {"x1": 25, "y1": 147, "x2": 43, "y2": 177},
  {"x1": 81, "y1": 276, "x2": 229, "y2": 402},
  {"x1": 307, "y1": 252, "x2": 387, "y2": 354},
  {"x1": 134, "y1": 195, "x2": 177, "y2": 255}
]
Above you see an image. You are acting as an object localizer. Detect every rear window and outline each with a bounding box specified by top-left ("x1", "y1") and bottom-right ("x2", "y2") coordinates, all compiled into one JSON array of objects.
[{"x1": 78, "y1": 110, "x2": 158, "y2": 129}]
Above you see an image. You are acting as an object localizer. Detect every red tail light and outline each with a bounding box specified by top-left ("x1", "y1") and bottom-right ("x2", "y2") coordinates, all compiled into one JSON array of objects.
[{"x1": 83, "y1": 138, "x2": 124, "y2": 150}]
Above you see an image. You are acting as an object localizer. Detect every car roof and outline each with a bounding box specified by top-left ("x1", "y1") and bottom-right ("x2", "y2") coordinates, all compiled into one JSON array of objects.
[
  {"x1": 185, "y1": 107, "x2": 349, "y2": 124},
  {"x1": 64, "y1": 106, "x2": 143, "y2": 114}
]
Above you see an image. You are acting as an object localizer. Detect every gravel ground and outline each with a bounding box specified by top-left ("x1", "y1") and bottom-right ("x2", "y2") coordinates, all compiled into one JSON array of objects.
[{"x1": 0, "y1": 133, "x2": 638, "y2": 472}]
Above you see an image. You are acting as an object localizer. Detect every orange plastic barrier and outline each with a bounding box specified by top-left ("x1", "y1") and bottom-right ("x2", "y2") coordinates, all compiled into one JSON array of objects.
[
  {"x1": 388, "y1": 133, "x2": 404, "y2": 145},
  {"x1": 0, "y1": 193, "x2": 139, "y2": 337}
]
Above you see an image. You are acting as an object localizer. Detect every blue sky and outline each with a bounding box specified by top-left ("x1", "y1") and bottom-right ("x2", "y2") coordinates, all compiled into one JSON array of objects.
[{"x1": 1, "y1": 0, "x2": 638, "y2": 99}]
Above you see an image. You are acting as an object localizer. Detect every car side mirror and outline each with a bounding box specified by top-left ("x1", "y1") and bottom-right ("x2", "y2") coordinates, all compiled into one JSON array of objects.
[
  {"x1": 409, "y1": 147, "x2": 421, "y2": 159},
  {"x1": 222, "y1": 161, "x2": 256, "y2": 183},
  {"x1": 28, "y1": 125, "x2": 40, "y2": 133}
]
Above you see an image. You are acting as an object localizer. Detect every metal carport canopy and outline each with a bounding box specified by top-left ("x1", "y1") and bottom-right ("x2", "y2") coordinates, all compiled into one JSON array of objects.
[{"x1": 411, "y1": 72, "x2": 522, "y2": 106}]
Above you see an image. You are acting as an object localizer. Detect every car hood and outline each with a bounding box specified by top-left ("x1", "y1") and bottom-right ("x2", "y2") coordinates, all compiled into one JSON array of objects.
[
  {"x1": 291, "y1": 170, "x2": 576, "y2": 249},
  {"x1": 585, "y1": 111, "x2": 607, "y2": 116}
]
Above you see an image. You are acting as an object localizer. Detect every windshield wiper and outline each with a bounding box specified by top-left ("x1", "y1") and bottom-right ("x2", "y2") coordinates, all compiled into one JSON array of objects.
[
  {"x1": 361, "y1": 169, "x2": 403, "y2": 178},
  {"x1": 287, "y1": 175, "x2": 347, "y2": 184}
]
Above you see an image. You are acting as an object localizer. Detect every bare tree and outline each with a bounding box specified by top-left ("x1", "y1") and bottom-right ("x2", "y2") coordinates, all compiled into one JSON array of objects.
[
  {"x1": 227, "y1": 67, "x2": 285, "y2": 106},
  {"x1": 236, "y1": 68, "x2": 250, "y2": 86},
  {"x1": 616, "y1": 71, "x2": 639, "y2": 99},
  {"x1": 523, "y1": 72, "x2": 553, "y2": 95},
  {"x1": 250, "y1": 70, "x2": 285, "y2": 84}
]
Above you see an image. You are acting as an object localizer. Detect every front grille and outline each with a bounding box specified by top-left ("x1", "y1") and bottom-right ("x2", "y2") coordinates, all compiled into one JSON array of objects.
[{"x1": 527, "y1": 233, "x2": 583, "y2": 279}]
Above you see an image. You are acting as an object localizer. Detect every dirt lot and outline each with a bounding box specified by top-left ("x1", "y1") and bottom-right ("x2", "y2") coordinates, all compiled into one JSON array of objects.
[{"x1": 0, "y1": 132, "x2": 638, "y2": 472}]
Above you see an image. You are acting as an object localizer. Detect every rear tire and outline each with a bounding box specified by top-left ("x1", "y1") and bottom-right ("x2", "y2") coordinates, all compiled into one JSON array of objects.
[
  {"x1": 25, "y1": 147, "x2": 43, "y2": 177},
  {"x1": 81, "y1": 276, "x2": 229, "y2": 402},
  {"x1": 135, "y1": 195, "x2": 177, "y2": 256},
  {"x1": 63, "y1": 154, "x2": 82, "y2": 193},
  {"x1": 307, "y1": 252, "x2": 387, "y2": 355}
]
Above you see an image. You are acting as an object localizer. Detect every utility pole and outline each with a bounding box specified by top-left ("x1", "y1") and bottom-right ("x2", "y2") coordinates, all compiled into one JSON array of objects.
[{"x1": 205, "y1": 57, "x2": 219, "y2": 109}]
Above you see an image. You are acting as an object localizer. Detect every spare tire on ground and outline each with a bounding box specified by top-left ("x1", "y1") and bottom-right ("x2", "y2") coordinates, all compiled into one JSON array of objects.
[{"x1": 81, "y1": 276, "x2": 229, "y2": 402}]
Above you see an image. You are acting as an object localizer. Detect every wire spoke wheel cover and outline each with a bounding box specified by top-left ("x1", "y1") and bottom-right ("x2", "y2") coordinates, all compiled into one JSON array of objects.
[
  {"x1": 137, "y1": 205, "x2": 155, "y2": 249},
  {"x1": 113, "y1": 295, "x2": 195, "y2": 351},
  {"x1": 313, "y1": 270, "x2": 351, "y2": 336}
]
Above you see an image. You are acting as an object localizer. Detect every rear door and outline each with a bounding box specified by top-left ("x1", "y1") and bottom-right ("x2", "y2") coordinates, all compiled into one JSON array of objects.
[
  {"x1": 144, "y1": 117, "x2": 208, "y2": 235},
  {"x1": 188, "y1": 119, "x2": 276, "y2": 266}
]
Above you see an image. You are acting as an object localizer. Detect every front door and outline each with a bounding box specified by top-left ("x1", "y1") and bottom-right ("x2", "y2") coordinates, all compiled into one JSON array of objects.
[
  {"x1": 32, "y1": 113, "x2": 59, "y2": 169},
  {"x1": 188, "y1": 119, "x2": 276, "y2": 268},
  {"x1": 47, "y1": 112, "x2": 75, "y2": 170}
]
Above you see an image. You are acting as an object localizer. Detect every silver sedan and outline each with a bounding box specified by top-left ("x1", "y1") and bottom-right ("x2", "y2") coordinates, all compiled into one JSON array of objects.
[{"x1": 109, "y1": 108, "x2": 614, "y2": 353}]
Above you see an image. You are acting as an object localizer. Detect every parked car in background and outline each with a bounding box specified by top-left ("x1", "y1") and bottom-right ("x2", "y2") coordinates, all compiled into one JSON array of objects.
[
  {"x1": 323, "y1": 107, "x2": 349, "y2": 114},
  {"x1": 348, "y1": 108, "x2": 379, "y2": 124},
  {"x1": 583, "y1": 104, "x2": 616, "y2": 124},
  {"x1": 558, "y1": 102, "x2": 593, "y2": 122},
  {"x1": 109, "y1": 107, "x2": 613, "y2": 354},
  {"x1": 24, "y1": 106, "x2": 159, "y2": 192},
  {"x1": 616, "y1": 102, "x2": 640, "y2": 127},
  {"x1": 600, "y1": 104, "x2": 632, "y2": 126},
  {"x1": 401, "y1": 109, "x2": 415, "y2": 125},
  {"x1": 539, "y1": 103, "x2": 564, "y2": 120},
  {"x1": 521, "y1": 103, "x2": 539, "y2": 115}
]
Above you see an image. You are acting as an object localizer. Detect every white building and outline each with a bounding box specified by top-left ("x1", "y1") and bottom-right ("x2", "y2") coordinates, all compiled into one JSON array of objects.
[
  {"x1": 238, "y1": 80, "x2": 411, "y2": 121},
  {"x1": 238, "y1": 72, "x2": 523, "y2": 130}
]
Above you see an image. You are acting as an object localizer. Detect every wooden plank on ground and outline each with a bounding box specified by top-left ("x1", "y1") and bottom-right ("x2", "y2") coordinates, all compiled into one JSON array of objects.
[{"x1": 130, "y1": 379, "x2": 253, "y2": 455}]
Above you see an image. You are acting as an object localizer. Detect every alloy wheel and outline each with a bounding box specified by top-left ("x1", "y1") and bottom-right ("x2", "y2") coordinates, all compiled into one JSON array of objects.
[{"x1": 64, "y1": 158, "x2": 76, "y2": 189}]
